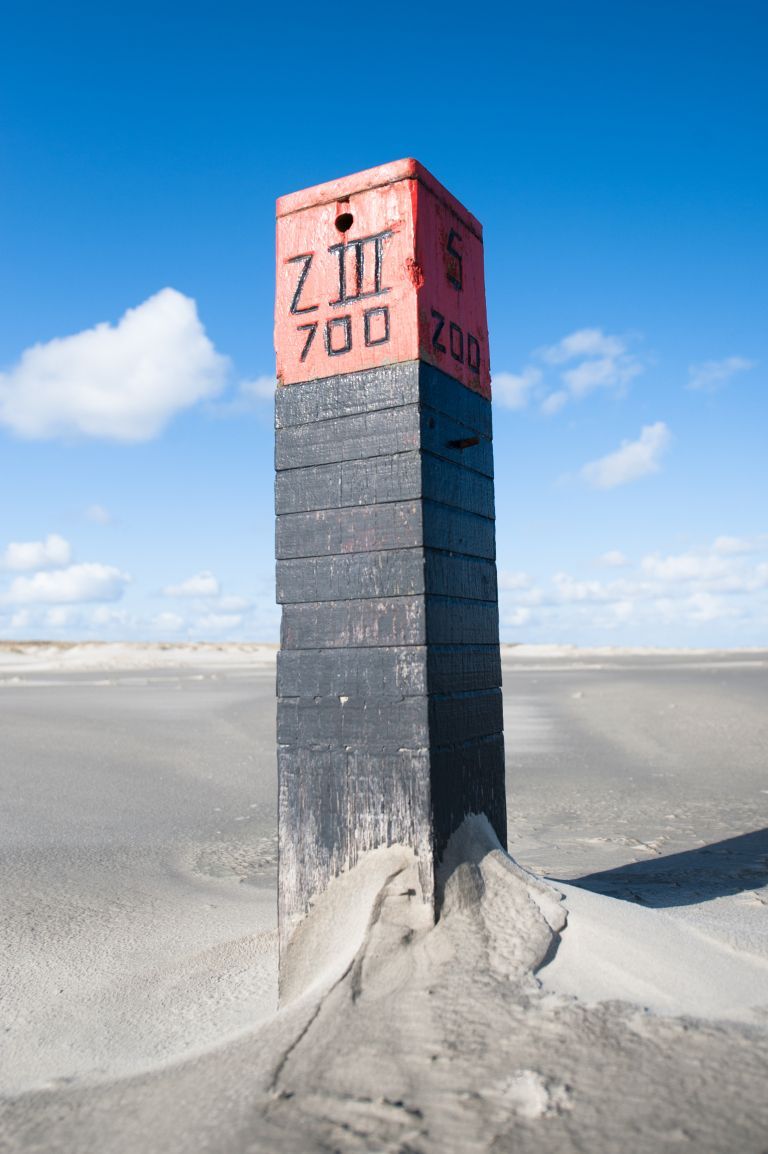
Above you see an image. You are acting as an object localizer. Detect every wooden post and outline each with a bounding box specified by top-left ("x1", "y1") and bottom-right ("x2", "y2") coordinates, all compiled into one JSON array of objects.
[{"x1": 274, "y1": 159, "x2": 506, "y2": 962}]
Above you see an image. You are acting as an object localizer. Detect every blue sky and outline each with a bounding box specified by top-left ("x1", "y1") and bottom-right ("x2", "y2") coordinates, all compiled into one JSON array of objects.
[{"x1": 1, "y1": 0, "x2": 766, "y2": 646}]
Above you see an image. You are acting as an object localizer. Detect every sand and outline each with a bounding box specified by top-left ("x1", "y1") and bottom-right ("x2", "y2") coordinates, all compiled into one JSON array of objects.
[{"x1": 1, "y1": 645, "x2": 767, "y2": 1152}]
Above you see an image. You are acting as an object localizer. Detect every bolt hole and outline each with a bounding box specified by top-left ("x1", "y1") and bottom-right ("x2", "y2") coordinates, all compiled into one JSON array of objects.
[{"x1": 335, "y1": 212, "x2": 354, "y2": 233}]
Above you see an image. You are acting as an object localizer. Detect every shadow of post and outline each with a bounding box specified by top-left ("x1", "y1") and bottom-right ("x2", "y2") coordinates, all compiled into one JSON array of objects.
[{"x1": 561, "y1": 827, "x2": 768, "y2": 907}]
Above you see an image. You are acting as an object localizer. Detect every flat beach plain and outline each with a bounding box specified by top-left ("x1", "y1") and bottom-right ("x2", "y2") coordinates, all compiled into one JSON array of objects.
[{"x1": 1, "y1": 643, "x2": 767, "y2": 1153}]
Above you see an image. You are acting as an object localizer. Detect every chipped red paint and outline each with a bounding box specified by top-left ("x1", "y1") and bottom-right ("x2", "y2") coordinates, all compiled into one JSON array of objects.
[{"x1": 275, "y1": 159, "x2": 491, "y2": 397}]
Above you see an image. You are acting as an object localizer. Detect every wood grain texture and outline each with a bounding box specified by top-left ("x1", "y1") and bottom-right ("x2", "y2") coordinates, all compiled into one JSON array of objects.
[
  {"x1": 276, "y1": 404, "x2": 420, "y2": 471},
  {"x1": 426, "y1": 645, "x2": 502, "y2": 693},
  {"x1": 275, "y1": 361, "x2": 492, "y2": 438},
  {"x1": 276, "y1": 502, "x2": 423, "y2": 560},
  {"x1": 275, "y1": 452, "x2": 422, "y2": 515},
  {"x1": 277, "y1": 743, "x2": 434, "y2": 951},
  {"x1": 277, "y1": 694, "x2": 430, "y2": 749},
  {"x1": 277, "y1": 646, "x2": 428, "y2": 698},
  {"x1": 430, "y1": 734, "x2": 507, "y2": 858},
  {"x1": 277, "y1": 550, "x2": 426, "y2": 604},
  {"x1": 281, "y1": 596, "x2": 426, "y2": 649},
  {"x1": 275, "y1": 362, "x2": 421, "y2": 429}
]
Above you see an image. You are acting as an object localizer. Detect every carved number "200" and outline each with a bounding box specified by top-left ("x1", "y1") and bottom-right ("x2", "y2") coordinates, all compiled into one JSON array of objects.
[{"x1": 431, "y1": 309, "x2": 481, "y2": 373}]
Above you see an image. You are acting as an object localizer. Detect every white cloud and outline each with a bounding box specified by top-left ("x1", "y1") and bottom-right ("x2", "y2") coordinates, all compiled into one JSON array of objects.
[
  {"x1": 0, "y1": 288, "x2": 228, "y2": 441},
  {"x1": 91, "y1": 606, "x2": 130, "y2": 627},
  {"x1": 581, "y1": 422, "x2": 671, "y2": 489},
  {"x1": 239, "y1": 376, "x2": 276, "y2": 402},
  {"x1": 2, "y1": 533, "x2": 71, "y2": 571},
  {"x1": 2, "y1": 562, "x2": 130, "y2": 605},
  {"x1": 46, "y1": 607, "x2": 76, "y2": 627},
  {"x1": 86, "y1": 504, "x2": 112, "y2": 524},
  {"x1": 492, "y1": 367, "x2": 542, "y2": 410},
  {"x1": 494, "y1": 328, "x2": 643, "y2": 417},
  {"x1": 152, "y1": 612, "x2": 185, "y2": 633},
  {"x1": 712, "y1": 535, "x2": 761, "y2": 556},
  {"x1": 539, "y1": 329, "x2": 626, "y2": 364},
  {"x1": 163, "y1": 571, "x2": 220, "y2": 598},
  {"x1": 217, "y1": 594, "x2": 251, "y2": 611},
  {"x1": 687, "y1": 356, "x2": 755, "y2": 392},
  {"x1": 641, "y1": 551, "x2": 730, "y2": 582},
  {"x1": 496, "y1": 531, "x2": 768, "y2": 642},
  {"x1": 562, "y1": 354, "x2": 642, "y2": 398},
  {"x1": 599, "y1": 550, "x2": 629, "y2": 567},
  {"x1": 10, "y1": 609, "x2": 30, "y2": 631},
  {"x1": 541, "y1": 390, "x2": 568, "y2": 415},
  {"x1": 498, "y1": 571, "x2": 532, "y2": 590},
  {"x1": 195, "y1": 613, "x2": 243, "y2": 632}
]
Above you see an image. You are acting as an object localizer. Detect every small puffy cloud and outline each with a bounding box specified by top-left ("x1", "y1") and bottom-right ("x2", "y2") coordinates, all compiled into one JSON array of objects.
[
  {"x1": 712, "y1": 535, "x2": 761, "y2": 556},
  {"x1": 2, "y1": 562, "x2": 130, "y2": 604},
  {"x1": 581, "y1": 422, "x2": 671, "y2": 489},
  {"x1": 498, "y1": 570, "x2": 532, "y2": 590},
  {"x1": 562, "y1": 354, "x2": 642, "y2": 398},
  {"x1": 217, "y1": 594, "x2": 251, "y2": 611},
  {"x1": 152, "y1": 612, "x2": 185, "y2": 633},
  {"x1": 541, "y1": 390, "x2": 568, "y2": 415},
  {"x1": 0, "y1": 288, "x2": 228, "y2": 442},
  {"x1": 687, "y1": 356, "x2": 755, "y2": 392},
  {"x1": 2, "y1": 533, "x2": 71, "y2": 571},
  {"x1": 196, "y1": 612, "x2": 243, "y2": 632},
  {"x1": 493, "y1": 367, "x2": 542, "y2": 410},
  {"x1": 163, "y1": 571, "x2": 220, "y2": 598},
  {"x1": 539, "y1": 329, "x2": 626, "y2": 364},
  {"x1": 86, "y1": 504, "x2": 112, "y2": 524},
  {"x1": 641, "y1": 551, "x2": 730, "y2": 582},
  {"x1": 599, "y1": 550, "x2": 629, "y2": 567},
  {"x1": 46, "y1": 607, "x2": 76, "y2": 627},
  {"x1": 91, "y1": 606, "x2": 130, "y2": 627},
  {"x1": 239, "y1": 376, "x2": 276, "y2": 402},
  {"x1": 495, "y1": 328, "x2": 642, "y2": 417}
]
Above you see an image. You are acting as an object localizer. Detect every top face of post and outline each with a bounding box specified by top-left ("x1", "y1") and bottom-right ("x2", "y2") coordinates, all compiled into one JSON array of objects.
[{"x1": 275, "y1": 159, "x2": 490, "y2": 397}]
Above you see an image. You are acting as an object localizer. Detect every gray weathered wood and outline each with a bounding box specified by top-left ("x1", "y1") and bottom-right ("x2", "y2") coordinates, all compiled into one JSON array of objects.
[
  {"x1": 275, "y1": 452, "x2": 422, "y2": 515},
  {"x1": 277, "y1": 550, "x2": 426, "y2": 604},
  {"x1": 275, "y1": 360, "x2": 493, "y2": 439},
  {"x1": 277, "y1": 646, "x2": 429, "y2": 698}
]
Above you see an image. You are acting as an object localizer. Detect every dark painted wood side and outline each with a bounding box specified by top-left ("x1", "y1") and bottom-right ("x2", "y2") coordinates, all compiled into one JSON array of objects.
[{"x1": 276, "y1": 359, "x2": 506, "y2": 962}]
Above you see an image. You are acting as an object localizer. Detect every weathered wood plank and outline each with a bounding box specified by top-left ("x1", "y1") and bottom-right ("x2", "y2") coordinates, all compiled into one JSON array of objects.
[
  {"x1": 424, "y1": 551, "x2": 498, "y2": 601},
  {"x1": 275, "y1": 361, "x2": 492, "y2": 439},
  {"x1": 276, "y1": 502, "x2": 423, "y2": 560},
  {"x1": 277, "y1": 694, "x2": 430, "y2": 749},
  {"x1": 277, "y1": 646, "x2": 428, "y2": 698},
  {"x1": 421, "y1": 454, "x2": 495, "y2": 518},
  {"x1": 276, "y1": 403, "x2": 494, "y2": 476},
  {"x1": 281, "y1": 596, "x2": 426, "y2": 649},
  {"x1": 422, "y1": 501, "x2": 495, "y2": 560},
  {"x1": 277, "y1": 550, "x2": 425, "y2": 604},
  {"x1": 281, "y1": 595, "x2": 499, "y2": 649},
  {"x1": 275, "y1": 362, "x2": 421, "y2": 428},
  {"x1": 277, "y1": 742, "x2": 434, "y2": 937},
  {"x1": 425, "y1": 596, "x2": 500, "y2": 645},
  {"x1": 276, "y1": 501, "x2": 494, "y2": 562},
  {"x1": 275, "y1": 452, "x2": 422, "y2": 515},
  {"x1": 430, "y1": 733, "x2": 507, "y2": 858},
  {"x1": 426, "y1": 645, "x2": 502, "y2": 693},
  {"x1": 276, "y1": 405, "x2": 420, "y2": 471},
  {"x1": 429, "y1": 688, "x2": 504, "y2": 746}
]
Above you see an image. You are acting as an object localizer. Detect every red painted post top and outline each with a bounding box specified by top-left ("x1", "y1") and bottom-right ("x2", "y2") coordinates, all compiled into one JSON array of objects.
[{"x1": 275, "y1": 159, "x2": 490, "y2": 398}]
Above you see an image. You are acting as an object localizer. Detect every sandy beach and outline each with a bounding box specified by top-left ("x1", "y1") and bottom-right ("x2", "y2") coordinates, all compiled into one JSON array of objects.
[{"x1": 1, "y1": 643, "x2": 767, "y2": 1152}]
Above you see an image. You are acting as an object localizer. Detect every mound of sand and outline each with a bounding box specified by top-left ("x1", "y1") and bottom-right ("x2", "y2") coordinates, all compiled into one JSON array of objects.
[{"x1": 3, "y1": 817, "x2": 767, "y2": 1154}]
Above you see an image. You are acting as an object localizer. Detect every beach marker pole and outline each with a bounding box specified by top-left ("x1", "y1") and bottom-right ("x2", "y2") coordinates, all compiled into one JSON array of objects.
[{"x1": 274, "y1": 159, "x2": 506, "y2": 966}]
